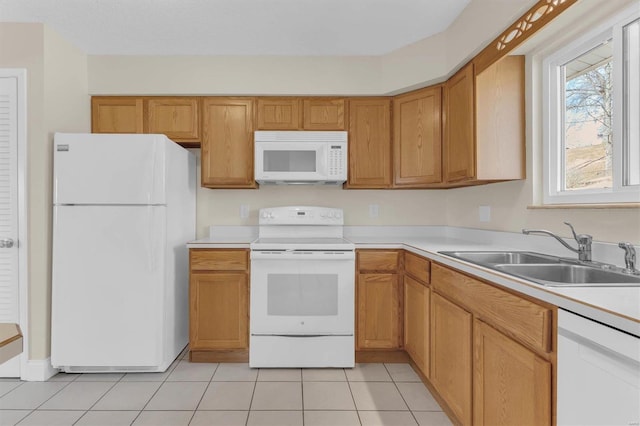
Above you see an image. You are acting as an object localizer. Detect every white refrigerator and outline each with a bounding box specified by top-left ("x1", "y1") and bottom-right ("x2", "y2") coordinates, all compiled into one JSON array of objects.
[{"x1": 51, "y1": 133, "x2": 196, "y2": 373}]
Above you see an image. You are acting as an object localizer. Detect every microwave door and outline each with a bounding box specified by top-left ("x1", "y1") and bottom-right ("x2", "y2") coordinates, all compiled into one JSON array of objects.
[{"x1": 256, "y1": 142, "x2": 327, "y2": 181}]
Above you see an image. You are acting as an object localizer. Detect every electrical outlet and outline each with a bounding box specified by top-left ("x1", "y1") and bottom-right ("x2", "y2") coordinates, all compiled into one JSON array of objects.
[
  {"x1": 240, "y1": 204, "x2": 249, "y2": 219},
  {"x1": 369, "y1": 204, "x2": 379, "y2": 218},
  {"x1": 479, "y1": 205, "x2": 491, "y2": 222}
]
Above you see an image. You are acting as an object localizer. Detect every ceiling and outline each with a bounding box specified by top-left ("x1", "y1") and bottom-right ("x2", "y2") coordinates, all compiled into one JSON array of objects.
[{"x1": 0, "y1": 0, "x2": 471, "y2": 56}]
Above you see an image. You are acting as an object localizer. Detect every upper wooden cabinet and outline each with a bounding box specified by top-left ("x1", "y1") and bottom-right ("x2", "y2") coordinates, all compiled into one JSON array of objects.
[
  {"x1": 475, "y1": 56, "x2": 526, "y2": 181},
  {"x1": 303, "y1": 98, "x2": 346, "y2": 130},
  {"x1": 256, "y1": 98, "x2": 301, "y2": 130},
  {"x1": 91, "y1": 97, "x2": 143, "y2": 134},
  {"x1": 201, "y1": 98, "x2": 256, "y2": 188},
  {"x1": 255, "y1": 97, "x2": 346, "y2": 130},
  {"x1": 346, "y1": 98, "x2": 392, "y2": 189},
  {"x1": 444, "y1": 56, "x2": 525, "y2": 185},
  {"x1": 444, "y1": 63, "x2": 475, "y2": 183},
  {"x1": 393, "y1": 86, "x2": 443, "y2": 187},
  {"x1": 145, "y1": 97, "x2": 200, "y2": 144},
  {"x1": 92, "y1": 96, "x2": 200, "y2": 146}
]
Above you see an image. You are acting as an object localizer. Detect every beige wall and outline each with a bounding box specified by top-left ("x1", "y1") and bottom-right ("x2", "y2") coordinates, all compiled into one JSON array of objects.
[
  {"x1": 193, "y1": 153, "x2": 448, "y2": 238},
  {"x1": 87, "y1": 0, "x2": 533, "y2": 96},
  {"x1": 0, "y1": 23, "x2": 89, "y2": 360},
  {"x1": 40, "y1": 27, "x2": 90, "y2": 358}
]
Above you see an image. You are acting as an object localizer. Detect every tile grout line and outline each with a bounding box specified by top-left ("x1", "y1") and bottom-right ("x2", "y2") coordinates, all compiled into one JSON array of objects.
[
  {"x1": 344, "y1": 369, "x2": 363, "y2": 426},
  {"x1": 384, "y1": 363, "x2": 420, "y2": 425},
  {"x1": 188, "y1": 362, "x2": 220, "y2": 425},
  {"x1": 245, "y1": 369, "x2": 258, "y2": 426}
]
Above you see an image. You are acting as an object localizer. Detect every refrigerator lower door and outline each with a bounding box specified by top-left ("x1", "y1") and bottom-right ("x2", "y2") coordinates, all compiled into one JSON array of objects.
[{"x1": 52, "y1": 205, "x2": 167, "y2": 372}]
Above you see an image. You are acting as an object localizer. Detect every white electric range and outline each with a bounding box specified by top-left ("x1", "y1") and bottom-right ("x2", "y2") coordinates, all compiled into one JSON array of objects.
[{"x1": 249, "y1": 206, "x2": 355, "y2": 368}]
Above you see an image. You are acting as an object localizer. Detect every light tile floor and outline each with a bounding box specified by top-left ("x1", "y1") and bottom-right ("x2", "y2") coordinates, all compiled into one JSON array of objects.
[{"x1": 0, "y1": 349, "x2": 451, "y2": 426}]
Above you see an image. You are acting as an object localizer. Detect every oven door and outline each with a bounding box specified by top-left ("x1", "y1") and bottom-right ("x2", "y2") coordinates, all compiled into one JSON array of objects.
[{"x1": 250, "y1": 250, "x2": 355, "y2": 336}]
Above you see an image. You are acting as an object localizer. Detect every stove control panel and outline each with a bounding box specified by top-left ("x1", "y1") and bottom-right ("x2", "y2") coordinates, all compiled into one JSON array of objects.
[{"x1": 258, "y1": 206, "x2": 344, "y2": 225}]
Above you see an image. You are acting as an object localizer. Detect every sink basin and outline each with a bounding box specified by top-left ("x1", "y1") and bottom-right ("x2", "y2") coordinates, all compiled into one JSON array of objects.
[
  {"x1": 440, "y1": 251, "x2": 562, "y2": 265},
  {"x1": 438, "y1": 250, "x2": 640, "y2": 287},
  {"x1": 493, "y1": 264, "x2": 640, "y2": 287}
]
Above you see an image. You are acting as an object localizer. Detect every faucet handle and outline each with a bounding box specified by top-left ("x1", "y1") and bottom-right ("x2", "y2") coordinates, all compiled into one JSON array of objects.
[
  {"x1": 564, "y1": 222, "x2": 592, "y2": 244},
  {"x1": 563, "y1": 222, "x2": 578, "y2": 240}
]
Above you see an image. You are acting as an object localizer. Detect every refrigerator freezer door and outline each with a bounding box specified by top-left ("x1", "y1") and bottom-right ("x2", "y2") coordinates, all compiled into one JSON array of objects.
[
  {"x1": 51, "y1": 205, "x2": 167, "y2": 370},
  {"x1": 53, "y1": 133, "x2": 167, "y2": 205}
]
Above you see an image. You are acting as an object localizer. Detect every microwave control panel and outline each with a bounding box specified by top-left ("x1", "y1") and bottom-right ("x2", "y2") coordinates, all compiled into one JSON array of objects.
[{"x1": 328, "y1": 145, "x2": 346, "y2": 178}]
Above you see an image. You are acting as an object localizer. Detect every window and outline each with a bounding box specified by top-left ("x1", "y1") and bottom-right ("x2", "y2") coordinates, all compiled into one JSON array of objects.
[{"x1": 543, "y1": 8, "x2": 640, "y2": 204}]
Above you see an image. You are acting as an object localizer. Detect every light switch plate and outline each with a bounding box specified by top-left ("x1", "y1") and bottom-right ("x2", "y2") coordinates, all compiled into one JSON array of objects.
[
  {"x1": 240, "y1": 204, "x2": 250, "y2": 219},
  {"x1": 479, "y1": 205, "x2": 491, "y2": 222},
  {"x1": 369, "y1": 204, "x2": 379, "y2": 218}
]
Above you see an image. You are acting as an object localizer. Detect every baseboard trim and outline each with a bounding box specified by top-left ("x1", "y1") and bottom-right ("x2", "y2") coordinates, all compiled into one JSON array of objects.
[
  {"x1": 22, "y1": 357, "x2": 58, "y2": 381},
  {"x1": 355, "y1": 350, "x2": 410, "y2": 363}
]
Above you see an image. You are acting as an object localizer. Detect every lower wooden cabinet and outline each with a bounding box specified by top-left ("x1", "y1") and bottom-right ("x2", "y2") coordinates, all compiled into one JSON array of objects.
[
  {"x1": 189, "y1": 249, "x2": 249, "y2": 361},
  {"x1": 356, "y1": 250, "x2": 402, "y2": 350},
  {"x1": 403, "y1": 276, "x2": 429, "y2": 376},
  {"x1": 356, "y1": 273, "x2": 401, "y2": 349},
  {"x1": 430, "y1": 291, "x2": 473, "y2": 425},
  {"x1": 428, "y1": 263, "x2": 554, "y2": 426},
  {"x1": 190, "y1": 273, "x2": 248, "y2": 350},
  {"x1": 473, "y1": 319, "x2": 551, "y2": 426}
]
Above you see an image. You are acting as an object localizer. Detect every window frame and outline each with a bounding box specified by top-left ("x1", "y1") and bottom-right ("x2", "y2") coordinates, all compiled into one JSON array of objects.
[{"x1": 542, "y1": 7, "x2": 640, "y2": 205}]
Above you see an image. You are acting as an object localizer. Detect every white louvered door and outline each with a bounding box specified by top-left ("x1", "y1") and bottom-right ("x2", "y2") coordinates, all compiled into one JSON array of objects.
[{"x1": 0, "y1": 75, "x2": 20, "y2": 377}]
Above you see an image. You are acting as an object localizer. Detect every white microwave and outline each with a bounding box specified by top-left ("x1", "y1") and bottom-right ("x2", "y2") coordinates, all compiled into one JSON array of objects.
[{"x1": 254, "y1": 131, "x2": 348, "y2": 184}]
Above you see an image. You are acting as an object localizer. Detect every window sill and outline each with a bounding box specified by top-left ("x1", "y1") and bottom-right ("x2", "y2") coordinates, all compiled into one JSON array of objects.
[{"x1": 528, "y1": 203, "x2": 640, "y2": 209}]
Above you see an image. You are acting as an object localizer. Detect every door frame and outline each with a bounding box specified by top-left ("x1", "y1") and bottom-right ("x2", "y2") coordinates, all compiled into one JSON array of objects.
[{"x1": 0, "y1": 69, "x2": 29, "y2": 379}]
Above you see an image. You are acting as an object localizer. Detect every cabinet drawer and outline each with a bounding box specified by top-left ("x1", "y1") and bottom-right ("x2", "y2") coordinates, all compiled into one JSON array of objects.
[
  {"x1": 405, "y1": 252, "x2": 430, "y2": 283},
  {"x1": 432, "y1": 264, "x2": 552, "y2": 353},
  {"x1": 190, "y1": 249, "x2": 248, "y2": 271},
  {"x1": 357, "y1": 251, "x2": 399, "y2": 272}
]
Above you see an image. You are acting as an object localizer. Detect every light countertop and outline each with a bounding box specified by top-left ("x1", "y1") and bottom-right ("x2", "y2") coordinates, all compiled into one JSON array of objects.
[{"x1": 188, "y1": 225, "x2": 640, "y2": 336}]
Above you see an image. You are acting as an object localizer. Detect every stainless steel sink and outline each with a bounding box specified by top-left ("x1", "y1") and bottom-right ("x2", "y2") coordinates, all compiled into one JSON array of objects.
[
  {"x1": 440, "y1": 251, "x2": 561, "y2": 265},
  {"x1": 493, "y1": 263, "x2": 640, "y2": 287},
  {"x1": 438, "y1": 250, "x2": 640, "y2": 287}
]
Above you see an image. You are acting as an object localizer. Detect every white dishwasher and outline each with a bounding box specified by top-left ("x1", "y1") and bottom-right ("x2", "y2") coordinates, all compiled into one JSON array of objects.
[{"x1": 558, "y1": 309, "x2": 640, "y2": 425}]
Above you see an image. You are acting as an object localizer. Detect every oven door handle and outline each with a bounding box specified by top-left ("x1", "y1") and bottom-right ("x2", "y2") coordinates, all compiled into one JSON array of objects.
[{"x1": 251, "y1": 250, "x2": 355, "y2": 260}]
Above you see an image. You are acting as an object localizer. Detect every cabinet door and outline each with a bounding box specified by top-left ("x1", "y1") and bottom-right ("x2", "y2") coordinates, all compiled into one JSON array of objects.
[
  {"x1": 257, "y1": 98, "x2": 301, "y2": 130},
  {"x1": 201, "y1": 98, "x2": 256, "y2": 188},
  {"x1": 404, "y1": 276, "x2": 429, "y2": 377},
  {"x1": 444, "y1": 63, "x2": 475, "y2": 183},
  {"x1": 393, "y1": 87, "x2": 442, "y2": 187},
  {"x1": 431, "y1": 292, "x2": 472, "y2": 425},
  {"x1": 475, "y1": 56, "x2": 525, "y2": 181},
  {"x1": 356, "y1": 273, "x2": 401, "y2": 349},
  {"x1": 474, "y1": 319, "x2": 551, "y2": 426},
  {"x1": 146, "y1": 97, "x2": 200, "y2": 143},
  {"x1": 302, "y1": 99, "x2": 346, "y2": 130},
  {"x1": 190, "y1": 272, "x2": 248, "y2": 350},
  {"x1": 347, "y1": 98, "x2": 392, "y2": 188},
  {"x1": 91, "y1": 97, "x2": 143, "y2": 134}
]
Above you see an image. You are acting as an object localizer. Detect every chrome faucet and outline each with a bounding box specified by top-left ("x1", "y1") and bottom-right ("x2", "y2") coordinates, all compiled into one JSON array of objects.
[
  {"x1": 618, "y1": 242, "x2": 639, "y2": 275},
  {"x1": 522, "y1": 222, "x2": 593, "y2": 262}
]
